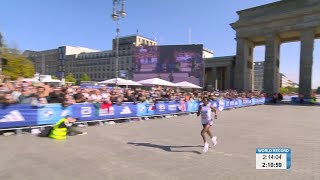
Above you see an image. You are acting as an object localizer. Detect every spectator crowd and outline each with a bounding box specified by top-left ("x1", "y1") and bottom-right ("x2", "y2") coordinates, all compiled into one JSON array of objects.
[{"x1": 0, "y1": 78, "x2": 266, "y2": 107}]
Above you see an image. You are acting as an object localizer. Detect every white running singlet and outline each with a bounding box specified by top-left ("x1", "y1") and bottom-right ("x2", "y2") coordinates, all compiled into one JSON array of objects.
[{"x1": 201, "y1": 104, "x2": 213, "y2": 125}]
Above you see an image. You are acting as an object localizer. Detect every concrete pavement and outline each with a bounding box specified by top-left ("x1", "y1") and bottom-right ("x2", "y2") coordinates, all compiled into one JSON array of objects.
[{"x1": 0, "y1": 104, "x2": 319, "y2": 180}]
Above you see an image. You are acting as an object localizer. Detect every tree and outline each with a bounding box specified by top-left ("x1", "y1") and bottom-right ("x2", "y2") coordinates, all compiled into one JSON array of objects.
[
  {"x1": 316, "y1": 87, "x2": 320, "y2": 94},
  {"x1": 280, "y1": 87, "x2": 289, "y2": 94},
  {"x1": 0, "y1": 32, "x2": 3, "y2": 48},
  {"x1": 65, "y1": 73, "x2": 76, "y2": 83},
  {"x1": 0, "y1": 34, "x2": 35, "y2": 80},
  {"x1": 81, "y1": 73, "x2": 91, "y2": 82},
  {"x1": 0, "y1": 48, "x2": 35, "y2": 80}
]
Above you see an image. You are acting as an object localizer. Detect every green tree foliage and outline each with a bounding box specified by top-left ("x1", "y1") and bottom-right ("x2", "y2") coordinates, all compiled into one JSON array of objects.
[
  {"x1": 280, "y1": 86, "x2": 299, "y2": 94},
  {"x1": 0, "y1": 33, "x2": 35, "y2": 80},
  {"x1": 316, "y1": 87, "x2": 320, "y2": 94},
  {"x1": 0, "y1": 32, "x2": 3, "y2": 47},
  {"x1": 81, "y1": 73, "x2": 91, "y2": 82},
  {"x1": 51, "y1": 75, "x2": 58, "y2": 79},
  {"x1": 0, "y1": 48, "x2": 35, "y2": 80},
  {"x1": 280, "y1": 87, "x2": 289, "y2": 94},
  {"x1": 65, "y1": 73, "x2": 76, "y2": 83}
]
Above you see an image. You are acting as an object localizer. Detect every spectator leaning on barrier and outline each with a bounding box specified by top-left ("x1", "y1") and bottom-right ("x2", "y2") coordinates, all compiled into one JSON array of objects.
[
  {"x1": 19, "y1": 88, "x2": 33, "y2": 104},
  {"x1": 31, "y1": 86, "x2": 48, "y2": 107},
  {"x1": 11, "y1": 85, "x2": 22, "y2": 102},
  {"x1": 62, "y1": 92, "x2": 75, "y2": 107},
  {"x1": 74, "y1": 88, "x2": 86, "y2": 103},
  {"x1": 48, "y1": 87, "x2": 64, "y2": 103}
]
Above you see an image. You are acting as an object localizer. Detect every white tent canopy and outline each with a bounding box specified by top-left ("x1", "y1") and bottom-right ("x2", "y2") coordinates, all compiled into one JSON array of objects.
[
  {"x1": 21, "y1": 78, "x2": 39, "y2": 83},
  {"x1": 125, "y1": 80, "x2": 142, "y2": 86},
  {"x1": 98, "y1": 78, "x2": 141, "y2": 86},
  {"x1": 137, "y1": 78, "x2": 176, "y2": 86},
  {"x1": 175, "y1": 81, "x2": 202, "y2": 89}
]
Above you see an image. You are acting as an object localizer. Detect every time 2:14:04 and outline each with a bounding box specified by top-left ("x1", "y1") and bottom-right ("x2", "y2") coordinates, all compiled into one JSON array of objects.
[{"x1": 263, "y1": 154, "x2": 282, "y2": 160}]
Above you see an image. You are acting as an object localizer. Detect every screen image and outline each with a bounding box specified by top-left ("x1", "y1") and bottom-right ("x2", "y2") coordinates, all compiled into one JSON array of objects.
[{"x1": 133, "y1": 44, "x2": 203, "y2": 86}]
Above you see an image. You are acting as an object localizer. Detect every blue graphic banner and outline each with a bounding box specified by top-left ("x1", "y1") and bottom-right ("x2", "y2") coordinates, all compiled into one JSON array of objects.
[
  {"x1": 155, "y1": 101, "x2": 180, "y2": 115},
  {"x1": 256, "y1": 98, "x2": 266, "y2": 104},
  {"x1": 242, "y1": 98, "x2": 252, "y2": 106},
  {"x1": 237, "y1": 99, "x2": 243, "y2": 107},
  {"x1": 113, "y1": 102, "x2": 137, "y2": 118},
  {"x1": 0, "y1": 98, "x2": 267, "y2": 129},
  {"x1": 136, "y1": 102, "x2": 155, "y2": 116},
  {"x1": 186, "y1": 101, "x2": 200, "y2": 112},
  {"x1": 37, "y1": 104, "x2": 73, "y2": 125},
  {"x1": 0, "y1": 104, "x2": 37, "y2": 129}
]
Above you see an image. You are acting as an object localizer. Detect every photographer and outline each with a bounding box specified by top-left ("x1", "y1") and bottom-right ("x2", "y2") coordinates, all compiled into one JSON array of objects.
[{"x1": 48, "y1": 115, "x2": 86, "y2": 140}]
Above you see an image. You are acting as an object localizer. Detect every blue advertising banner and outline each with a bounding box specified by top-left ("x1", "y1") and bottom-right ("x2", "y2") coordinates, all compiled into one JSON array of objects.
[
  {"x1": 242, "y1": 98, "x2": 252, "y2": 106},
  {"x1": 224, "y1": 100, "x2": 231, "y2": 109},
  {"x1": 230, "y1": 99, "x2": 239, "y2": 107},
  {"x1": 210, "y1": 101, "x2": 219, "y2": 108},
  {"x1": 136, "y1": 102, "x2": 155, "y2": 116},
  {"x1": 74, "y1": 103, "x2": 138, "y2": 121},
  {"x1": 237, "y1": 99, "x2": 243, "y2": 107},
  {"x1": 186, "y1": 101, "x2": 199, "y2": 112},
  {"x1": 177, "y1": 101, "x2": 187, "y2": 112},
  {"x1": 72, "y1": 103, "x2": 96, "y2": 121},
  {"x1": 0, "y1": 98, "x2": 267, "y2": 129},
  {"x1": 37, "y1": 104, "x2": 73, "y2": 125},
  {"x1": 113, "y1": 102, "x2": 137, "y2": 118},
  {"x1": 218, "y1": 100, "x2": 225, "y2": 111},
  {"x1": 0, "y1": 104, "x2": 37, "y2": 129},
  {"x1": 251, "y1": 98, "x2": 257, "y2": 105},
  {"x1": 256, "y1": 98, "x2": 266, "y2": 104},
  {"x1": 155, "y1": 101, "x2": 180, "y2": 115}
]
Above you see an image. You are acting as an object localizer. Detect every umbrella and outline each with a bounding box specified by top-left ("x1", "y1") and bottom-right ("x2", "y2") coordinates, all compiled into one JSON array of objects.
[
  {"x1": 137, "y1": 78, "x2": 176, "y2": 86},
  {"x1": 175, "y1": 81, "x2": 202, "y2": 89},
  {"x1": 125, "y1": 80, "x2": 142, "y2": 86},
  {"x1": 98, "y1": 78, "x2": 129, "y2": 85},
  {"x1": 98, "y1": 78, "x2": 142, "y2": 86}
]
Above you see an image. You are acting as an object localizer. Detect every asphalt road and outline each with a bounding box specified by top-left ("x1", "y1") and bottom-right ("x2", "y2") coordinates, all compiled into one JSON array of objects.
[{"x1": 1, "y1": 104, "x2": 319, "y2": 180}]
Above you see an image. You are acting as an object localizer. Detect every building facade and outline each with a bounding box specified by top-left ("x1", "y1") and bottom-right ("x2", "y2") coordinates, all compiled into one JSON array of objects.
[
  {"x1": 205, "y1": 56, "x2": 235, "y2": 91},
  {"x1": 24, "y1": 35, "x2": 157, "y2": 82},
  {"x1": 25, "y1": 35, "x2": 214, "y2": 83},
  {"x1": 280, "y1": 74, "x2": 299, "y2": 88}
]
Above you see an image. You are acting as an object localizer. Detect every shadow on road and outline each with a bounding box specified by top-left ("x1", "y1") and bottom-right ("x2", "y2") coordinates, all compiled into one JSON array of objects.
[{"x1": 127, "y1": 142, "x2": 202, "y2": 154}]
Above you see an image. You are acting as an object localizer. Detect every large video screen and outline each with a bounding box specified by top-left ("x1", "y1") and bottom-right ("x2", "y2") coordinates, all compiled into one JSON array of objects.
[{"x1": 133, "y1": 45, "x2": 203, "y2": 86}]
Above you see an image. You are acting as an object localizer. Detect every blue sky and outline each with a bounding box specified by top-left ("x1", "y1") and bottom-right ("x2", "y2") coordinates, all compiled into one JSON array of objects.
[{"x1": 0, "y1": 0, "x2": 319, "y2": 88}]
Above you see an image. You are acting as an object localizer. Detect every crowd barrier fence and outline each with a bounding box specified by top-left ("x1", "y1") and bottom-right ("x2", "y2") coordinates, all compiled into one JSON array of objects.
[{"x1": 0, "y1": 98, "x2": 266, "y2": 130}]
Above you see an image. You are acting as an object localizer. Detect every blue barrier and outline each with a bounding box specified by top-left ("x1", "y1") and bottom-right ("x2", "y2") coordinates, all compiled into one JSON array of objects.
[
  {"x1": 0, "y1": 98, "x2": 267, "y2": 130},
  {"x1": 291, "y1": 97, "x2": 312, "y2": 103},
  {"x1": 186, "y1": 101, "x2": 200, "y2": 112},
  {"x1": 136, "y1": 102, "x2": 155, "y2": 116},
  {"x1": 37, "y1": 104, "x2": 73, "y2": 125},
  {"x1": 0, "y1": 104, "x2": 37, "y2": 129}
]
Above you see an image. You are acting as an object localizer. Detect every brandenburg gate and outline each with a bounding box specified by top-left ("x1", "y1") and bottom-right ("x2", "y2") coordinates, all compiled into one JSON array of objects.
[{"x1": 231, "y1": 0, "x2": 320, "y2": 97}]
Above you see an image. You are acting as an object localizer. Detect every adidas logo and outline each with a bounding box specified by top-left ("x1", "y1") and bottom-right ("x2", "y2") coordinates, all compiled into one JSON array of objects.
[
  {"x1": 120, "y1": 106, "x2": 132, "y2": 115},
  {"x1": 0, "y1": 110, "x2": 25, "y2": 123}
]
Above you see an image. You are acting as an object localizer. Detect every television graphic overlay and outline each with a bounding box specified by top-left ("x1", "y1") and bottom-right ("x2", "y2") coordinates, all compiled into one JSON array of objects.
[{"x1": 133, "y1": 45, "x2": 203, "y2": 86}]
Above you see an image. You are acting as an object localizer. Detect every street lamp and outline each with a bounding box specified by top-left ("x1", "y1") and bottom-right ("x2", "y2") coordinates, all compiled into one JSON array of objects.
[{"x1": 111, "y1": 0, "x2": 126, "y2": 85}]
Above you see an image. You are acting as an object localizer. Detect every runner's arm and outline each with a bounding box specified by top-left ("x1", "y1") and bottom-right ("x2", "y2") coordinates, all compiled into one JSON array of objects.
[
  {"x1": 211, "y1": 106, "x2": 218, "y2": 119},
  {"x1": 197, "y1": 105, "x2": 202, "y2": 117}
]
